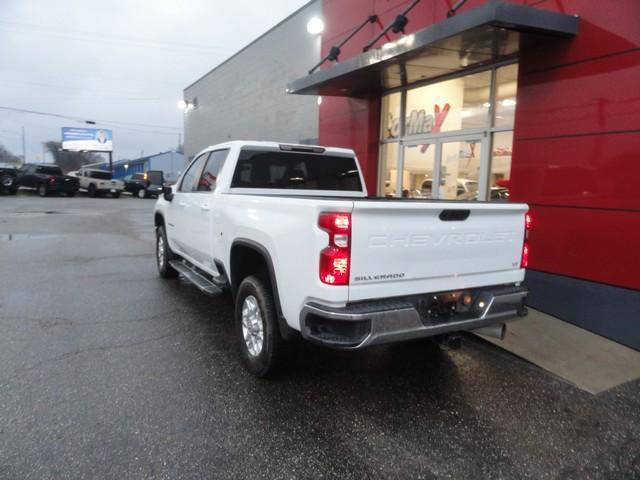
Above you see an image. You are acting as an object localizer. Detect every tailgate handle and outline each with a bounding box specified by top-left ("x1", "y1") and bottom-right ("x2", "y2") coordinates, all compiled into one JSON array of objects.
[{"x1": 439, "y1": 209, "x2": 470, "y2": 221}]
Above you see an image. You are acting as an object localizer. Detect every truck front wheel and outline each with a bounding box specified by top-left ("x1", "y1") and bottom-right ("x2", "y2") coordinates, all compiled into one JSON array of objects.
[
  {"x1": 235, "y1": 275, "x2": 287, "y2": 378},
  {"x1": 156, "y1": 225, "x2": 178, "y2": 278}
]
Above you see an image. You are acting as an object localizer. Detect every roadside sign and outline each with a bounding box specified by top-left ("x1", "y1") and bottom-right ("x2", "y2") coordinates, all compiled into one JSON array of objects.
[{"x1": 62, "y1": 127, "x2": 113, "y2": 152}]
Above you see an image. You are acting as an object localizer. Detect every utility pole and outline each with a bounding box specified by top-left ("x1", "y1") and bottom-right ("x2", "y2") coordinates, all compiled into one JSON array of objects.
[
  {"x1": 21, "y1": 126, "x2": 26, "y2": 164},
  {"x1": 41, "y1": 142, "x2": 46, "y2": 163}
]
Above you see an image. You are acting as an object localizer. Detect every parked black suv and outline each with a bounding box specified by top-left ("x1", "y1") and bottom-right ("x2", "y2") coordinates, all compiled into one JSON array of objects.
[
  {"x1": 0, "y1": 164, "x2": 19, "y2": 195},
  {"x1": 123, "y1": 170, "x2": 164, "y2": 198},
  {"x1": 16, "y1": 164, "x2": 80, "y2": 197}
]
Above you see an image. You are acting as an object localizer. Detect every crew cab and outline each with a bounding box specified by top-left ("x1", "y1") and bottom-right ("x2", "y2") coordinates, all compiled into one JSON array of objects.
[
  {"x1": 154, "y1": 141, "x2": 530, "y2": 377},
  {"x1": 16, "y1": 164, "x2": 79, "y2": 197},
  {"x1": 69, "y1": 168, "x2": 124, "y2": 197}
]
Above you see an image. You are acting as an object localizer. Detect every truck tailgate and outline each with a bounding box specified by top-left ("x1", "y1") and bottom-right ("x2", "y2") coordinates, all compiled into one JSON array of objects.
[{"x1": 348, "y1": 201, "x2": 528, "y2": 302}]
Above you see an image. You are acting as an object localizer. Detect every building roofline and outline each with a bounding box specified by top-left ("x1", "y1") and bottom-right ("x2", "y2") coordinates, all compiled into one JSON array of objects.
[
  {"x1": 112, "y1": 150, "x2": 183, "y2": 166},
  {"x1": 183, "y1": 0, "x2": 318, "y2": 91}
]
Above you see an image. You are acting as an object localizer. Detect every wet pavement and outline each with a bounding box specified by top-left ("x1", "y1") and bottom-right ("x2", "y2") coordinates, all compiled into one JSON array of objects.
[{"x1": 0, "y1": 191, "x2": 639, "y2": 479}]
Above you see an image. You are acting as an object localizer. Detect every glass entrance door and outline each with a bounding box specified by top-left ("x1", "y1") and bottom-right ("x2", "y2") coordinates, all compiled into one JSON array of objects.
[
  {"x1": 400, "y1": 142, "x2": 436, "y2": 198},
  {"x1": 400, "y1": 134, "x2": 487, "y2": 200},
  {"x1": 438, "y1": 136, "x2": 485, "y2": 201}
]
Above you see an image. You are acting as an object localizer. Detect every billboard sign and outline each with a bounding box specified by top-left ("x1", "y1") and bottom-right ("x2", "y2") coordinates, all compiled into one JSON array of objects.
[{"x1": 62, "y1": 127, "x2": 113, "y2": 152}]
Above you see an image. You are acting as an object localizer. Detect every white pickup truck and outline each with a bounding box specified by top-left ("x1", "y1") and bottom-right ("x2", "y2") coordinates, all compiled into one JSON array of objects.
[
  {"x1": 69, "y1": 168, "x2": 124, "y2": 198},
  {"x1": 154, "y1": 141, "x2": 530, "y2": 377}
]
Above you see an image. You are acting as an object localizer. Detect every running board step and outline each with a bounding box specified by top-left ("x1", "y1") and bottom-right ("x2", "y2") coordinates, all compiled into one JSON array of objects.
[{"x1": 169, "y1": 260, "x2": 223, "y2": 295}]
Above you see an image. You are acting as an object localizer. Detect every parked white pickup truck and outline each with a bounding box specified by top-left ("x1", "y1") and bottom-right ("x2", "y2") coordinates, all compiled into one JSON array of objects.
[
  {"x1": 69, "y1": 168, "x2": 124, "y2": 198},
  {"x1": 154, "y1": 141, "x2": 530, "y2": 377}
]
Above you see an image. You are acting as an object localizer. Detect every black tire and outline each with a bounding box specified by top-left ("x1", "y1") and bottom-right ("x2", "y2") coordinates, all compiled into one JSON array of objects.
[
  {"x1": 235, "y1": 275, "x2": 287, "y2": 378},
  {"x1": 88, "y1": 184, "x2": 97, "y2": 197},
  {"x1": 156, "y1": 225, "x2": 178, "y2": 278},
  {"x1": 67, "y1": 191, "x2": 76, "y2": 197},
  {"x1": 38, "y1": 183, "x2": 47, "y2": 197},
  {"x1": 112, "y1": 192, "x2": 120, "y2": 198},
  {"x1": 8, "y1": 186, "x2": 18, "y2": 195}
]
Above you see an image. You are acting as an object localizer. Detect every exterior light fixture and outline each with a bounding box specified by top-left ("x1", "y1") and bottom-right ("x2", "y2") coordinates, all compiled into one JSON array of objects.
[
  {"x1": 307, "y1": 17, "x2": 325, "y2": 35},
  {"x1": 317, "y1": 96, "x2": 323, "y2": 106},
  {"x1": 308, "y1": 15, "x2": 378, "y2": 74},
  {"x1": 178, "y1": 98, "x2": 198, "y2": 112}
]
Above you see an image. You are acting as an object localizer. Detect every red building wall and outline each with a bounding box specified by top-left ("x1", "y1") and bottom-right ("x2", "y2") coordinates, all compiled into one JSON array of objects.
[{"x1": 318, "y1": 0, "x2": 640, "y2": 291}]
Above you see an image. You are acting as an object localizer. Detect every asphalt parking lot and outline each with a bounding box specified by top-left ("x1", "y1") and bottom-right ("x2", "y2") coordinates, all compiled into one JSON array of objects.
[{"x1": 0, "y1": 191, "x2": 639, "y2": 480}]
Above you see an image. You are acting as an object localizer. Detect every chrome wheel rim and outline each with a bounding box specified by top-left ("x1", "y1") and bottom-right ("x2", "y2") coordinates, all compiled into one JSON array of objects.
[
  {"x1": 138, "y1": 189, "x2": 145, "y2": 198},
  {"x1": 241, "y1": 295, "x2": 264, "y2": 357},
  {"x1": 157, "y1": 234, "x2": 165, "y2": 266}
]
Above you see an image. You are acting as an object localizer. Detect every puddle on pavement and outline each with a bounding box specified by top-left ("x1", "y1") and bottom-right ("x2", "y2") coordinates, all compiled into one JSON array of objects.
[{"x1": 0, "y1": 233, "x2": 63, "y2": 241}]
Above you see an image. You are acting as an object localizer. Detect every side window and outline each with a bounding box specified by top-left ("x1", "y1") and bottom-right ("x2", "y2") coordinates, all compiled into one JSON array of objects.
[
  {"x1": 35, "y1": 166, "x2": 43, "y2": 174},
  {"x1": 197, "y1": 149, "x2": 229, "y2": 192},
  {"x1": 179, "y1": 153, "x2": 209, "y2": 192}
]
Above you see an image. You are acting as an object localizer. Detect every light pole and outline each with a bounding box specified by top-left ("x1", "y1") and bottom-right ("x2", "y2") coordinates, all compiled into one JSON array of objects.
[{"x1": 21, "y1": 126, "x2": 26, "y2": 164}]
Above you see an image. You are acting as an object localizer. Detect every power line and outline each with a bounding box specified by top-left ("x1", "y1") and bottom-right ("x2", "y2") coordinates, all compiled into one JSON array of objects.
[
  {"x1": 0, "y1": 106, "x2": 182, "y2": 131},
  {"x1": 0, "y1": 105, "x2": 90, "y2": 123},
  {"x1": 0, "y1": 19, "x2": 237, "y2": 55}
]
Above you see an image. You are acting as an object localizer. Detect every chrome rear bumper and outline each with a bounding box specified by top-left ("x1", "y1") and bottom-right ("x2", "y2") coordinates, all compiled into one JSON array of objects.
[{"x1": 300, "y1": 285, "x2": 527, "y2": 349}]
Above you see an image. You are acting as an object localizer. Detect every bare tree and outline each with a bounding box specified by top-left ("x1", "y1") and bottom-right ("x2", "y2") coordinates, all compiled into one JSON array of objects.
[
  {"x1": 44, "y1": 141, "x2": 102, "y2": 173},
  {"x1": 0, "y1": 144, "x2": 21, "y2": 165}
]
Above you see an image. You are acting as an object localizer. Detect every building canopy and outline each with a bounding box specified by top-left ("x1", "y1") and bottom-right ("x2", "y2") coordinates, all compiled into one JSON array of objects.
[{"x1": 287, "y1": 1, "x2": 578, "y2": 97}]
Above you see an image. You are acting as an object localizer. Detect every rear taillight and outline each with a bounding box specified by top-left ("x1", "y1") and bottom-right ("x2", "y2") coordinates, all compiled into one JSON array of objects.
[
  {"x1": 521, "y1": 212, "x2": 532, "y2": 268},
  {"x1": 48, "y1": 177, "x2": 56, "y2": 184},
  {"x1": 319, "y1": 212, "x2": 351, "y2": 285}
]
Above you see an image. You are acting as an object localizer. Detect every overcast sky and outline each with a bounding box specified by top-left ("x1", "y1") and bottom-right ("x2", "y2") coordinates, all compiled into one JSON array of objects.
[{"x1": 0, "y1": 0, "x2": 310, "y2": 162}]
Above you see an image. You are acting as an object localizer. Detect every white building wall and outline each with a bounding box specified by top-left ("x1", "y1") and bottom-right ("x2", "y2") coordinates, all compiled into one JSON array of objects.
[{"x1": 183, "y1": 1, "x2": 321, "y2": 160}]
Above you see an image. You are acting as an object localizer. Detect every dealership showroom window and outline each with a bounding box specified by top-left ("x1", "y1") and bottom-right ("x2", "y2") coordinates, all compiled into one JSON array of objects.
[{"x1": 380, "y1": 63, "x2": 517, "y2": 201}]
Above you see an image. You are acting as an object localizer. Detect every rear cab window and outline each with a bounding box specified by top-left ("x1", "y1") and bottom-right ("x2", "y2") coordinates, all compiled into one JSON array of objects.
[
  {"x1": 89, "y1": 171, "x2": 112, "y2": 180},
  {"x1": 37, "y1": 166, "x2": 63, "y2": 175},
  {"x1": 231, "y1": 148, "x2": 362, "y2": 192}
]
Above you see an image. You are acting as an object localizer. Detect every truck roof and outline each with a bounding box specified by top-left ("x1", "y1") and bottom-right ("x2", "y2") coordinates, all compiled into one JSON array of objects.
[{"x1": 199, "y1": 141, "x2": 356, "y2": 157}]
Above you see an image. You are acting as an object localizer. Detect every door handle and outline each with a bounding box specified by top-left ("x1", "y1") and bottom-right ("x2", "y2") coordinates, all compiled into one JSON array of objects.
[{"x1": 200, "y1": 204, "x2": 210, "y2": 212}]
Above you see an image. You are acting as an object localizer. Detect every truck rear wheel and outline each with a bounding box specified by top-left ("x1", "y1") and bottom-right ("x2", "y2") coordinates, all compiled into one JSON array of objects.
[
  {"x1": 235, "y1": 275, "x2": 287, "y2": 378},
  {"x1": 156, "y1": 225, "x2": 178, "y2": 278},
  {"x1": 38, "y1": 183, "x2": 47, "y2": 197}
]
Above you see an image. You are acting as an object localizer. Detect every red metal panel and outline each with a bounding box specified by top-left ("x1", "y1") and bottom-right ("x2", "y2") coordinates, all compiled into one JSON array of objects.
[
  {"x1": 520, "y1": 0, "x2": 640, "y2": 73},
  {"x1": 319, "y1": 96, "x2": 380, "y2": 194},
  {"x1": 510, "y1": 132, "x2": 640, "y2": 211},
  {"x1": 515, "y1": 50, "x2": 640, "y2": 139},
  {"x1": 526, "y1": 205, "x2": 640, "y2": 290}
]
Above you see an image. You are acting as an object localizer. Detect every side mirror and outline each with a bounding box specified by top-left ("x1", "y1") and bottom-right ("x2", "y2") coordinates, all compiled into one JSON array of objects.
[{"x1": 163, "y1": 185, "x2": 174, "y2": 202}]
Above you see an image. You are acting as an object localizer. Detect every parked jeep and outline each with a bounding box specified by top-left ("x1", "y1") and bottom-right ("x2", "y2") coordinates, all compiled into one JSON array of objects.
[{"x1": 68, "y1": 169, "x2": 124, "y2": 198}]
